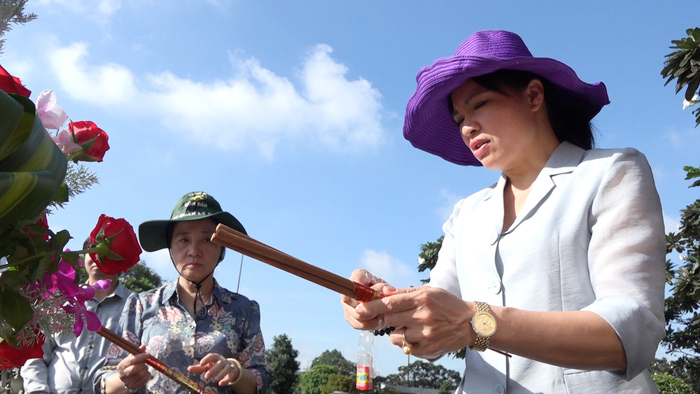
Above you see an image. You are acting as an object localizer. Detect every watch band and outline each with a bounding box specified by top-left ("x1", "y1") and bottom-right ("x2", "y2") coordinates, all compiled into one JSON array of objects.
[{"x1": 470, "y1": 301, "x2": 495, "y2": 352}]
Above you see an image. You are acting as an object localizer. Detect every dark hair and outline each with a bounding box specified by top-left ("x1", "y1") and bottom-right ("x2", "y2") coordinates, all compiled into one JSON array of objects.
[{"x1": 471, "y1": 69, "x2": 595, "y2": 150}]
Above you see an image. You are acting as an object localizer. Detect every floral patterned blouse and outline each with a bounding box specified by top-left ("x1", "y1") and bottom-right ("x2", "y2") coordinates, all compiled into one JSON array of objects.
[{"x1": 97, "y1": 279, "x2": 269, "y2": 393}]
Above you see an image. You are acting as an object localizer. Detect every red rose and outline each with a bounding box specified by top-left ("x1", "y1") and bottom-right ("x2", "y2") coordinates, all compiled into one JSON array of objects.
[
  {"x1": 0, "y1": 335, "x2": 45, "y2": 370},
  {"x1": 70, "y1": 120, "x2": 110, "y2": 162},
  {"x1": 28, "y1": 212, "x2": 50, "y2": 241},
  {"x1": 89, "y1": 214, "x2": 142, "y2": 275},
  {"x1": 0, "y1": 64, "x2": 31, "y2": 97}
]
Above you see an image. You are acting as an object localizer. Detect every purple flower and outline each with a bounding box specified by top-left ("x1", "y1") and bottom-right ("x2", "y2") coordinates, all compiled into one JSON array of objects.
[{"x1": 43, "y1": 259, "x2": 103, "y2": 336}]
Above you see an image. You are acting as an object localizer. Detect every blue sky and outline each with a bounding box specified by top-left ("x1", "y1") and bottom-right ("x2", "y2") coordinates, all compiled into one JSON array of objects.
[{"x1": 2, "y1": 0, "x2": 699, "y2": 378}]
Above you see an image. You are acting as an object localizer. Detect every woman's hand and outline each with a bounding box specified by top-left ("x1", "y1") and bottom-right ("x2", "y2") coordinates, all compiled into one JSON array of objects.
[
  {"x1": 114, "y1": 346, "x2": 151, "y2": 392},
  {"x1": 187, "y1": 353, "x2": 241, "y2": 387},
  {"x1": 341, "y1": 269, "x2": 394, "y2": 330},
  {"x1": 359, "y1": 285, "x2": 475, "y2": 359}
]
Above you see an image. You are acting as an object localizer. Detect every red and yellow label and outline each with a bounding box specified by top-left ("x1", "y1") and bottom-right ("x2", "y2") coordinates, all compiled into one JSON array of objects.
[{"x1": 356, "y1": 365, "x2": 373, "y2": 390}]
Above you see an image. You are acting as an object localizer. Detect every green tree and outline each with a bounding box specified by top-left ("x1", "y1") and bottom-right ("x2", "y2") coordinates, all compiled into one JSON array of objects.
[
  {"x1": 321, "y1": 373, "x2": 356, "y2": 394},
  {"x1": 652, "y1": 373, "x2": 696, "y2": 394},
  {"x1": 661, "y1": 166, "x2": 700, "y2": 391},
  {"x1": 662, "y1": 27, "x2": 700, "y2": 127},
  {"x1": 266, "y1": 334, "x2": 300, "y2": 394},
  {"x1": 0, "y1": 0, "x2": 37, "y2": 54},
  {"x1": 384, "y1": 360, "x2": 460, "y2": 389},
  {"x1": 297, "y1": 364, "x2": 338, "y2": 394},
  {"x1": 416, "y1": 236, "x2": 467, "y2": 360},
  {"x1": 75, "y1": 261, "x2": 163, "y2": 293},
  {"x1": 418, "y1": 235, "x2": 443, "y2": 284},
  {"x1": 311, "y1": 349, "x2": 356, "y2": 376},
  {"x1": 119, "y1": 261, "x2": 163, "y2": 293},
  {"x1": 439, "y1": 380, "x2": 456, "y2": 394}
]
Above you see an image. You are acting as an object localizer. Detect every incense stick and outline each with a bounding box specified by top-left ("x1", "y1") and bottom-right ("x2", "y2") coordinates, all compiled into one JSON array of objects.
[
  {"x1": 96, "y1": 326, "x2": 204, "y2": 393},
  {"x1": 212, "y1": 224, "x2": 381, "y2": 301},
  {"x1": 211, "y1": 224, "x2": 512, "y2": 358}
]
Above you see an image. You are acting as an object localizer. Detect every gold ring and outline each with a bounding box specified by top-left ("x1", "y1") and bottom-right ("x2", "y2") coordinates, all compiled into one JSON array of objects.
[{"x1": 402, "y1": 331, "x2": 413, "y2": 355}]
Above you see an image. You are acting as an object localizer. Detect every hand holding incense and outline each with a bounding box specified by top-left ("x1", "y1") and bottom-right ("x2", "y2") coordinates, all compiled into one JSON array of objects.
[
  {"x1": 211, "y1": 224, "x2": 510, "y2": 357},
  {"x1": 96, "y1": 326, "x2": 204, "y2": 393}
]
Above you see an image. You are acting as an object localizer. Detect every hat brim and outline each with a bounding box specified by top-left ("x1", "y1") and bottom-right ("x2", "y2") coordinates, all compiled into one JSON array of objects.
[
  {"x1": 138, "y1": 212, "x2": 246, "y2": 252},
  {"x1": 403, "y1": 55, "x2": 610, "y2": 166}
]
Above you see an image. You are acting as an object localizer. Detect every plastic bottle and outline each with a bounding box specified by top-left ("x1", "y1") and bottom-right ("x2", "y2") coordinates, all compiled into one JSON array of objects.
[{"x1": 356, "y1": 330, "x2": 374, "y2": 390}]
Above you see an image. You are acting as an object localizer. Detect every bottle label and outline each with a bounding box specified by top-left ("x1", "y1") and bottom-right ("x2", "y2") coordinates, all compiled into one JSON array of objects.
[{"x1": 356, "y1": 365, "x2": 373, "y2": 390}]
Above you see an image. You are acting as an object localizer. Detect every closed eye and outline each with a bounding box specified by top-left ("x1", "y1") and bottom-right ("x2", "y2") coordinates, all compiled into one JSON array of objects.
[{"x1": 474, "y1": 100, "x2": 487, "y2": 110}]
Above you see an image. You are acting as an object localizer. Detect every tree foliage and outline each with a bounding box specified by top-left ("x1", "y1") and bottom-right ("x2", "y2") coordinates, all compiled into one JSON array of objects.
[
  {"x1": 652, "y1": 373, "x2": 696, "y2": 394},
  {"x1": 265, "y1": 334, "x2": 300, "y2": 394},
  {"x1": 119, "y1": 261, "x2": 163, "y2": 293},
  {"x1": 0, "y1": 0, "x2": 37, "y2": 54},
  {"x1": 417, "y1": 235, "x2": 443, "y2": 284},
  {"x1": 75, "y1": 261, "x2": 163, "y2": 293},
  {"x1": 384, "y1": 360, "x2": 460, "y2": 389},
  {"x1": 662, "y1": 28, "x2": 700, "y2": 127},
  {"x1": 417, "y1": 236, "x2": 466, "y2": 360},
  {"x1": 661, "y1": 166, "x2": 700, "y2": 391},
  {"x1": 311, "y1": 348, "x2": 356, "y2": 376},
  {"x1": 296, "y1": 364, "x2": 338, "y2": 394},
  {"x1": 321, "y1": 373, "x2": 356, "y2": 394}
]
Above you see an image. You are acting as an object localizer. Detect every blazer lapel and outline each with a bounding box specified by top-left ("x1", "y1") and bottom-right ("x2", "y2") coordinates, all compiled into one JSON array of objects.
[{"x1": 505, "y1": 142, "x2": 585, "y2": 233}]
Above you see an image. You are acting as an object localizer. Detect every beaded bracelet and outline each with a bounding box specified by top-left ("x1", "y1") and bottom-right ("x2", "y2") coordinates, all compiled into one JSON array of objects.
[
  {"x1": 372, "y1": 326, "x2": 396, "y2": 336},
  {"x1": 227, "y1": 358, "x2": 243, "y2": 386}
]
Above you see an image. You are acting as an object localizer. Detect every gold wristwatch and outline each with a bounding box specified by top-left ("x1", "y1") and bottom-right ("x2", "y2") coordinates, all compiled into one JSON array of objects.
[{"x1": 470, "y1": 301, "x2": 496, "y2": 352}]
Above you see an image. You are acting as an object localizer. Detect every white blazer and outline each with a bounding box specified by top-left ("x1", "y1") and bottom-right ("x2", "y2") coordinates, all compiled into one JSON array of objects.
[{"x1": 429, "y1": 142, "x2": 666, "y2": 393}]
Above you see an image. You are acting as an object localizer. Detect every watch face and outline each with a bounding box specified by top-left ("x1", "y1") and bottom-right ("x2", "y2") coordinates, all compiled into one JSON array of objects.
[{"x1": 472, "y1": 312, "x2": 497, "y2": 336}]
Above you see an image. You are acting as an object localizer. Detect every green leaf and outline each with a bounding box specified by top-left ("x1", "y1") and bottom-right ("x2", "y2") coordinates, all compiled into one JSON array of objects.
[
  {"x1": 53, "y1": 181, "x2": 69, "y2": 204},
  {"x1": 0, "y1": 91, "x2": 68, "y2": 231},
  {"x1": 685, "y1": 78, "x2": 699, "y2": 101},
  {"x1": 0, "y1": 287, "x2": 32, "y2": 331},
  {"x1": 51, "y1": 229, "x2": 72, "y2": 251},
  {"x1": 61, "y1": 250, "x2": 81, "y2": 266},
  {"x1": 32, "y1": 254, "x2": 53, "y2": 283}
]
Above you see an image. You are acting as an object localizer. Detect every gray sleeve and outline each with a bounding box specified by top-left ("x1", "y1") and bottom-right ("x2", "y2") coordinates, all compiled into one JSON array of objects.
[{"x1": 19, "y1": 336, "x2": 54, "y2": 393}]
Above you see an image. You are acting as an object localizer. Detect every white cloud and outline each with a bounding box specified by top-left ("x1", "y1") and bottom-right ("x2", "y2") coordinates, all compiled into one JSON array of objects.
[
  {"x1": 44, "y1": 41, "x2": 386, "y2": 160},
  {"x1": 360, "y1": 249, "x2": 417, "y2": 288},
  {"x1": 47, "y1": 42, "x2": 138, "y2": 106},
  {"x1": 300, "y1": 44, "x2": 385, "y2": 151},
  {"x1": 97, "y1": 0, "x2": 122, "y2": 18}
]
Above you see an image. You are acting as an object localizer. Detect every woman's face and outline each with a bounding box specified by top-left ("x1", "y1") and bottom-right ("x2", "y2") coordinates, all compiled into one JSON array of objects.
[
  {"x1": 170, "y1": 218, "x2": 221, "y2": 282},
  {"x1": 449, "y1": 78, "x2": 542, "y2": 172}
]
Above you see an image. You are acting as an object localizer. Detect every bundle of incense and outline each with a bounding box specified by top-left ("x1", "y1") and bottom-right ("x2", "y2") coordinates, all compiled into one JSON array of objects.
[
  {"x1": 96, "y1": 326, "x2": 204, "y2": 393},
  {"x1": 211, "y1": 224, "x2": 382, "y2": 301},
  {"x1": 211, "y1": 224, "x2": 513, "y2": 358}
]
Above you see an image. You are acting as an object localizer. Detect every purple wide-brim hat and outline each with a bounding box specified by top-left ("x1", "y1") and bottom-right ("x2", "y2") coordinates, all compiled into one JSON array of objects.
[{"x1": 403, "y1": 30, "x2": 610, "y2": 166}]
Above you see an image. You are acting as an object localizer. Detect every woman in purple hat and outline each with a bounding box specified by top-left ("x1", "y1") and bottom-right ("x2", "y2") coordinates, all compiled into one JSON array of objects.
[{"x1": 342, "y1": 31, "x2": 665, "y2": 393}]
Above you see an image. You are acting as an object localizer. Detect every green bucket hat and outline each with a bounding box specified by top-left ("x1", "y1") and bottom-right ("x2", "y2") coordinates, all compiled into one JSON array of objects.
[{"x1": 138, "y1": 191, "x2": 246, "y2": 252}]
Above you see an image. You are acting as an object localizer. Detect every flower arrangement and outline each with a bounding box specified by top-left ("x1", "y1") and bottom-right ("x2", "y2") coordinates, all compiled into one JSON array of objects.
[{"x1": 0, "y1": 63, "x2": 142, "y2": 377}]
